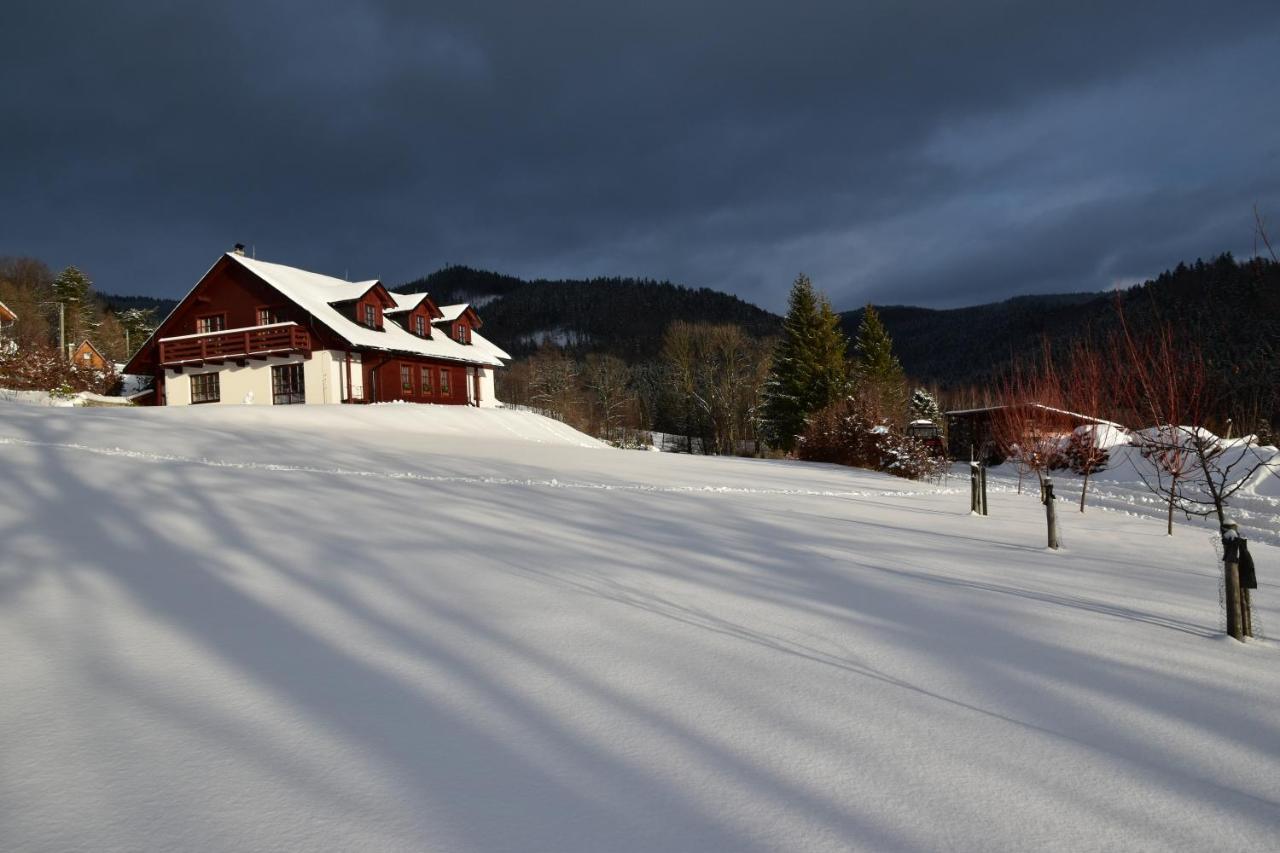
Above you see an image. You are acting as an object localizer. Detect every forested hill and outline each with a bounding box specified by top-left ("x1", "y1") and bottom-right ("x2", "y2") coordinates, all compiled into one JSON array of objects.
[
  {"x1": 100, "y1": 293, "x2": 179, "y2": 317},
  {"x1": 842, "y1": 254, "x2": 1279, "y2": 385},
  {"x1": 394, "y1": 266, "x2": 780, "y2": 360},
  {"x1": 841, "y1": 292, "x2": 1104, "y2": 385}
]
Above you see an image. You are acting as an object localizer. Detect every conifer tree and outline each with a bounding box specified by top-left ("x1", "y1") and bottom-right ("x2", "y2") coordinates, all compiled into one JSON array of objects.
[
  {"x1": 761, "y1": 274, "x2": 849, "y2": 451},
  {"x1": 909, "y1": 387, "x2": 943, "y2": 424},
  {"x1": 851, "y1": 304, "x2": 907, "y2": 421},
  {"x1": 51, "y1": 265, "x2": 96, "y2": 348}
]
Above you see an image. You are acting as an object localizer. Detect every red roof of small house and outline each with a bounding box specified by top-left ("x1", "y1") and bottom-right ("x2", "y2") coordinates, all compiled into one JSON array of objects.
[{"x1": 0, "y1": 299, "x2": 16, "y2": 322}]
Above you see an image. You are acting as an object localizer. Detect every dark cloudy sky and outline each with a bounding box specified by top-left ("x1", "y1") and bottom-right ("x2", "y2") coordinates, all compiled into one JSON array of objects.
[{"x1": 3, "y1": 2, "x2": 1279, "y2": 311}]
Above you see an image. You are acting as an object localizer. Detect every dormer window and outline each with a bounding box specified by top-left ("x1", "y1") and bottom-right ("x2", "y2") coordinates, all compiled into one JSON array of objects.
[
  {"x1": 454, "y1": 324, "x2": 469, "y2": 345},
  {"x1": 363, "y1": 304, "x2": 378, "y2": 329},
  {"x1": 414, "y1": 315, "x2": 427, "y2": 337}
]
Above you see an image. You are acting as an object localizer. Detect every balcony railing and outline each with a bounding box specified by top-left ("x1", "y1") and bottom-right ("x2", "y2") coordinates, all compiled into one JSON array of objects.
[{"x1": 158, "y1": 322, "x2": 311, "y2": 366}]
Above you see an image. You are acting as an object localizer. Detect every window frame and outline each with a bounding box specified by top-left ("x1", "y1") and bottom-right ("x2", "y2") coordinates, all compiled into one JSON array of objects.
[
  {"x1": 271, "y1": 363, "x2": 305, "y2": 405},
  {"x1": 256, "y1": 306, "x2": 281, "y2": 326},
  {"x1": 420, "y1": 365, "x2": 433, "y2": 396},
  {"x1": 195, "y1": 313, "x2": 227, "y2": 334},
  {"x1": 400, "y1": 363, "x2": 413, "y2": 394},
  {"x1": 440, "y1": 368, "x2": 451, "y2": 395},
  {"x1": 414, "y1": 315, "x2": 427, "y2": 337},
  {"x1": 362, "y1": 303, "x2": 378, "y2": 329},
  {"x1": 191, "y1": 371, "x2": 221, "y2": 404}
]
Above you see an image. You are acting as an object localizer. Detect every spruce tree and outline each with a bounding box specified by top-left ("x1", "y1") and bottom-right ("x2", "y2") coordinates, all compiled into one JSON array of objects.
[
  {"x1": 851, "y1": 304, "x2": 907, "y2": 421},
  {"x1": 51, "y1": 265, "x2": 96, "y2": 348},
  {"x1": 762, "y1": 274, "x2": 849, "y2": 451},
  {"x1": 909, "y1": 387, "x2": 942, "y2": 424}
]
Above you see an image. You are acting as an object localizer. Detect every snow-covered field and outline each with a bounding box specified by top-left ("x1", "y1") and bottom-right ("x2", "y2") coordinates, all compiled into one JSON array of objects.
[{"x1": 1, "y1": 401, "x2": 1278, "y2": 852}]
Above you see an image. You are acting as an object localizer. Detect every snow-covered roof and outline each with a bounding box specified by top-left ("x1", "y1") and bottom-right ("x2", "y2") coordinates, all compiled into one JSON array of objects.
[
  {"x1": 385, "y1": 291, "x2": 432, "y2": 314},
  {"x1": 434, "y1": 303, "x2": 470, "y2": 323},
  {"x1": 945, "y1": 402, "x2": 1124, "y2": 429},
  {"x1": 229, "y1": 255, "x2": 503, "y2": 367},
  {"x1": 469, "y1": 330, "x2": 512, "y2": 362}
]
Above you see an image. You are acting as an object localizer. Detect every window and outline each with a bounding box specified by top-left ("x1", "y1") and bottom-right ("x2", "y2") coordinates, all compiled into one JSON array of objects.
[
  {"x1": 400, "y1": 363, "x2": 413, "y2": 394},
  {"x1": 363, "y1": 304, "x2": 378, "y2": 328},
  {"x1": 196, "y1": 314, "x2": 226, "y2": 334},
  {"x1": 414, "y1": 315, "x2": 427, "y2": 337},
  {"x1": 191, "y1": 372, "x2": 220, "y2": 404},
  {"x1": 272, "y1": 364, "x2": 305, "y2": 405},
  {"x1": 454, "y1": 324, "x2": 469, "y2": 344},
  {"x1": 257, "y1": 307, "x2": 279, "y2": 326},
  {"x1": 420, "y1": 366, "x2": 433, "y2": 395},
  {"x1": 440, "y1": 369, "x2": 451, "y2": 395}
]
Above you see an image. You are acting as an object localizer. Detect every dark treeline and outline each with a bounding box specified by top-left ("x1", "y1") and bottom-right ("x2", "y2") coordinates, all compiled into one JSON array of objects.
[
  {"x1": 397, "y1": 266, "x2": 780, "y2": 362},
  {"x1": 499, "y1": 322, "x2": 774, "y2": 455},
  {"x1": 848, "y1": 253, "x2": 1280, "y2": 432}
]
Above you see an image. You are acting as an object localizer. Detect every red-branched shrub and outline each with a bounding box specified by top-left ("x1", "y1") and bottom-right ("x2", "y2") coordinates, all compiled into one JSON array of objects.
[{"x1": 0, "y1": 344, "x2": 119, "y2": 395}]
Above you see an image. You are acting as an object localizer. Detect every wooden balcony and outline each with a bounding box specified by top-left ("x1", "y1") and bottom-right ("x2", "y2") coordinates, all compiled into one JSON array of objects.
[{"x1": 159, "y1": 322, "x2": 311, "y2": 367}]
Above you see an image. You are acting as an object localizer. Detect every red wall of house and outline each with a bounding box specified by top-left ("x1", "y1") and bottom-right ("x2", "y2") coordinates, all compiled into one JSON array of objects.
[
  {"x1": 400, "y1": 304, "x2": 436, "y2": 338},
  {"x1": 365, "y1": 356, "x2": 471, "y2": 405},
  {"x1": 353, "y1": 292, "x2": 386, "y2": 330},
  {"x1": 177, "y1": 262, "x2": 303, "y2": 335}
]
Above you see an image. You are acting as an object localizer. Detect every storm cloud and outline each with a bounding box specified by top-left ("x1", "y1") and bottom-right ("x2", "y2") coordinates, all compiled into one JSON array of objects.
[{"x1": 3, "y1": 1, "x2": 1278, "y2": 310}]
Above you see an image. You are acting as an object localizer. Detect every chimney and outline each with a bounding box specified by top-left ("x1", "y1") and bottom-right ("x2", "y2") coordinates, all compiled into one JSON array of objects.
[{"x1": 232, "y1": 243, "x2": 246, "y2": 256}]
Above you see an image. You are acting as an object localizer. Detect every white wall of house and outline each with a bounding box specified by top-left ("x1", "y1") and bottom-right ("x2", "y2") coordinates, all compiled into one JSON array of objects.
[
  {"x1": 162, "y1": 351, "x2": 497, "y2": 406},
  {"x1": 164, "y1": 351, "x2": 343, "y2": 406},
  {"x1": 477, "y1": 366, "x2": 497, "y2": 408}
]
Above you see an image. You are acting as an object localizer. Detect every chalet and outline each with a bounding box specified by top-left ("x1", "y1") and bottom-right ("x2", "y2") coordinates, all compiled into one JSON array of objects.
[
  {"x1": 124, "y1": 247, "x2": 511, "y2": 406},
  {"x1": 71, "y1": 339, "x2": 111, "y2": 371}
]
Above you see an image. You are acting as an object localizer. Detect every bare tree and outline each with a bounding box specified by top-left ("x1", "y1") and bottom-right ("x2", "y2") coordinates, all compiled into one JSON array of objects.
[
  {"x1": 1117, "y1": 314, "x2": 1276, "y2": 532},
  {"x1": 992, "y1": 346, "x2": 1072, "y2": 498},
  {"x1": 584, "y1": 354, "x2": 633, "y2": 442},
  {"x1": 1061, "y1": 339, "x2": 1115, "y2": 511},
  {"x1": 528, "y1": 345, "x2": 582, "y2": 423},
  {"x1": 662, "y1": 321, "x2": 769, "y2": 455}
]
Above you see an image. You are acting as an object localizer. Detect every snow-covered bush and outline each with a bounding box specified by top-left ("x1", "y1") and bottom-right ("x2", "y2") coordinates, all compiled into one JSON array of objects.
[
  {"x1": 797, "y1": 396, "x2": 945, "y2": 481},
  {"x1": 1064, "y1": 429, "x2": 1109, "y2": 475},
  {"x1": 48, "y1": 381, "x2": 77, "y2": 400}
]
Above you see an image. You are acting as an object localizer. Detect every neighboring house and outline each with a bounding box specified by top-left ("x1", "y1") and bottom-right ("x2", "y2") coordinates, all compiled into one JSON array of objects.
[
  {"x1": 124, "y1": 247, "x2": 512, "y2": 407},
  {"x1": 944, "y1": 403, "x2": 1122, "y2": 461},
  {"x1": 0, "y1": 300, "x2": 16, "y2": 351},
  {"x1": 72, "y1": 339, "x2": 111, "y2": 371}
]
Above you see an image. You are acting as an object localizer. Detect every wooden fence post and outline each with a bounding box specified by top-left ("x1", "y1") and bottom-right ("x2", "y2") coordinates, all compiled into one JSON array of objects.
[
  {"x1": 970, "y1": 462, "x2": 980, "y2": 514},
  {"x1": 1222, "y1": 521, "x2": 1255, "y2": 641},
  {"x1": 980, "y1": 463, "x2": 988, "y2": 516},
  {"x1": 1224, "y1": 539, "x2": 1244, "y2": 641},
  {"x1": 1043, "y1": 478, "x2": 1059, "y2": 550}
]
